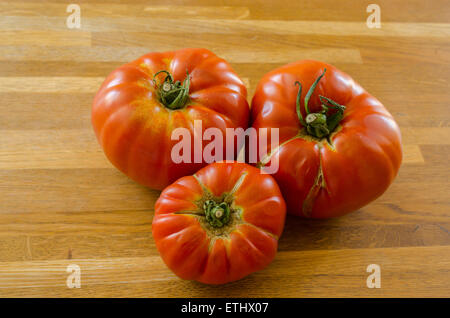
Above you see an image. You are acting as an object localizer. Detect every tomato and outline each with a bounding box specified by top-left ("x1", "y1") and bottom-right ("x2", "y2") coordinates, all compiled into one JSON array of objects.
[
  {"x1": 251, "y1": 60, "x2": 402, "y2": 218},
  {"x1": 91, "y1": 48, "x2": 249, "y2": 190},
  {"x1": 152, "y1": 161, "x2": 286, "y2": 284}
]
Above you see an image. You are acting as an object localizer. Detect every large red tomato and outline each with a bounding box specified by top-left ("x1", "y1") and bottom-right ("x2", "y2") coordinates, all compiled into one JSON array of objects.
[
  {"x1": 152, "y1": 161, "x2": 286, "y2": 284},
  {"x1": 251, "y1": 60, "x2": 402, "y2": 218},
  {"x1": 92, "y1": 48, "x2": 249, "y2": 190}
]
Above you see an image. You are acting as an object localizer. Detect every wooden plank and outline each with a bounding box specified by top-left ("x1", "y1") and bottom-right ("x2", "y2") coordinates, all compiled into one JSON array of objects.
[
  {"x1": 0, "y1": 77, "x2": 248, "y2": 93},
  {"x1": 401, "y1": 127, "x2": 450, "y2": 145},
  {"x1": 0, "y1": 77, "x2": 104, "y2": 93},
  {"x1": 0, "y1": 143, "x2": 424, "y2": 169},
  {"x1": 0, "y1": 3, "x2": 251, "y2": 19},
  {"x1": 0, "y1": 128, "x2": 431, "y2": 170},
  {"x1": 0, "y1": 46, "x2": 363, "y2": 64},
  {"x1": 0, "y1": 210, "x2": 154, "y2": 236},
  {"x1": 0, "y1": 30, "x2": 90, "y2": 46},
  {"x1": 0, "y1": 168, "x2": 160, "y2": 213},
  {"x1": 0, "y1": 61, "x2": 121, "y2": 77},
  {"x1": 1, "y1": 1, "x2": 449, "y2": 23},
  {"x1": 1, "y1": 167, "x2": 448, "y2": 222},
  {"x1": 0, "y1": 127, "x2": 447, "y2": 154},
  {"x1": 0, "y1": 233, "x2": 156, "y2": 262},
  {"x1": 1, "y1": 16, "x2": 449, "y2": 37},
  {"x1": 0, "y1": 93, "x2": 94, "y2": 130},
  {"x1": 0, "y1": 246, "x2": 448, "y2": 297},
  {"x1": 2, "y1": 0, "x2": 449, "y2": 23},
  {"x1": 0, "y1": 92, "x2": 448, "y2": 130},
  {"x1": 0, "y1": 150, "x2": 111, "y2": 169},
  {"x1": 1, "y1": 219, "x2": 449, "y2": 263},
  {"x1": 0, "y1": 35, "x2": 446, "y2": 65},
  {"x1": 402, "y1": 145, "x2": 424, "y2": 164}
]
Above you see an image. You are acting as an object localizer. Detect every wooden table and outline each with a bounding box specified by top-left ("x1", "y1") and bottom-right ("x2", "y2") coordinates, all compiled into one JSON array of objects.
[{"x1": 0, "y1": 0, "x2": 449, "y2": 298}]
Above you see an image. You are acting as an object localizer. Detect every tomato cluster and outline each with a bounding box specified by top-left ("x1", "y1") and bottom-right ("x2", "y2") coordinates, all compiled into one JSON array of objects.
[{"x1": 92, "y1": 48, "x2": 402, "y2": 284}]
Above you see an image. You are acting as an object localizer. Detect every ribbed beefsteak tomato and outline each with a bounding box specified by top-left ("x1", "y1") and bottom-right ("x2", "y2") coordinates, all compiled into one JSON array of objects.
[
  {"x1": 251, "y1": 60, "x2": 402, "y2": 218},
  {"x1": 92, "y1": 48, "x2": 249, "y2": 190},
  {"x1": 152, "y1": 161, "x2": 286, "y2": 284}
]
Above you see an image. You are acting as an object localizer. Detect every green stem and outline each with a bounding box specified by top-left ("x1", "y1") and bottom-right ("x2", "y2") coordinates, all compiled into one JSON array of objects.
[
  {"x1": 153, "y1": 70, "x2": 190, "y2": 110},
  {"x1": 203, "y1": 200, "x2": 231, "y2": 228},
  {"x1": 294, "y1": 68, "x2": 346, "y2": 139},
  {"x1": 295, "y1": 81, "x2": 306, "y2": 126},
  {"x1": 304, "y1": 68, "x2": 327, "y2": 115}
]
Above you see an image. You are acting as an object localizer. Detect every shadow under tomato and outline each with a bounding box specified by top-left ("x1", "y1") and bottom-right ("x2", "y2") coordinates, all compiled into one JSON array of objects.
[{"x1": 277, "y1": 214, "x2": 346, "y2": 252}]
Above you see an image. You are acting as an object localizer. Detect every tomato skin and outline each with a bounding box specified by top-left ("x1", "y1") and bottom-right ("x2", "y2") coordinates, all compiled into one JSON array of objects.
[
  {"x1": 251, "y1": 60, "x2": 402, "y2": 218},
  {"x1": 91, "y1": 48, "x2": 249, "y2": 190},
  {"x1": 152, "y1": 161, "x2": 286, "y2": 284}
]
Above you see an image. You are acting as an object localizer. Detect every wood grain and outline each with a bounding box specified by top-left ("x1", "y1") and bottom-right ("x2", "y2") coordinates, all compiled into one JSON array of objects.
[
  {"x1": 0, "y1": 246, "x2": 448, "y2": 297},
  {"x1": 0, "y1": 0, "x2": 449, "y2": 298}
]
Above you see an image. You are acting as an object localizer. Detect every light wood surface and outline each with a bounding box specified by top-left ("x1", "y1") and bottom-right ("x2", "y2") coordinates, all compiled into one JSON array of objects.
[{"x1": 0, "y1": 0, "x2": 449, "y2": 298}]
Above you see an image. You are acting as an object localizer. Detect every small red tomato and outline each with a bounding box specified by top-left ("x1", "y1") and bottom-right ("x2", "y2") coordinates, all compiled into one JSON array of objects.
[
  {"x1": 251, "y1": 60, "x2": 402, "y2": 218},
  {"x1": 92, "y1": 48, "x2": 249, "y2": 190},
  {"x1": 152, "y1": 161, "x2": 286, "y2": 284}
]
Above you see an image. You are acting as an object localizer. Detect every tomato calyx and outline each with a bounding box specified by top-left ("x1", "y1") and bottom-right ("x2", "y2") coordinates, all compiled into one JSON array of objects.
[
  {"x1": 189, "y1": 171, "x2": 247, "y2": 230},
  {"x1": 295, "y1": 68, "x2": 346, "y2": 139},
  {"x1": 153, "y1": 70, "x2": 190, "y2": 110},
  {"x1": 203, "y1": 200, "x2": 231, "y2": 228}
]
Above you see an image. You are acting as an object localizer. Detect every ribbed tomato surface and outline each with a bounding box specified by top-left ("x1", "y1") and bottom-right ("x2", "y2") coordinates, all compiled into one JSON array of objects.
[
  {"x1": 92, "y1": 48, "x2": 249, "y2": 190},
  {"x1": 152, "y1": 162, "x2": 286, "y2": 284},
  {"x1": 251, "y1": 60, "x2": 402, "y2": 218}
]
